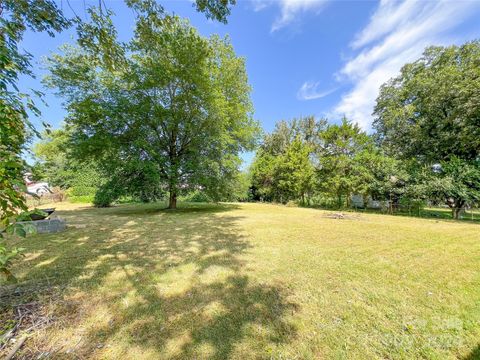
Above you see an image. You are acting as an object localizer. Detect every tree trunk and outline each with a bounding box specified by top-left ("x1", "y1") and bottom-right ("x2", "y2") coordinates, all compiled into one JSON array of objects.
[
  {"x1": 168, "y1": 188, "x2": 177, "y2": 209},
  {"x1": 451, "y1": 199, "x2": 465, "y2": 220},
  {"x1": 453, "y1": 206, "x2": 462, "y2": 220}
]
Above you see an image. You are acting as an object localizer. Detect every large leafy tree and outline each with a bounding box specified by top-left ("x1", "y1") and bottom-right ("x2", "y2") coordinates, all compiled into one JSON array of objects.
[
  {"x1": 46, "y1": 11, "x2": 258, "y2": 209},
  {"x1": 1, "y1": 0, "x2": 238, "y2": 279},
  {"x1": 316, "y1": 118, "x2": 372, "y2": 207},
  {"x1": 350, "y1": 150, "x2": 409, "y2": 212},
  {"x1": 373, "y1": 41, "x2": 480, "y2": 217},
  {"x1": 1, "y1": 0, "x2": 239, "y2": 216}
]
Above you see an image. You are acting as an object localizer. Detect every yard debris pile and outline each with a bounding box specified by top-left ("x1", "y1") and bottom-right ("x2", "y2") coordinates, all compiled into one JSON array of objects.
[
  {"x1": 323, "y1": 212, "x2": 361, "y2": 220},
  {"x1": 0, "y1": 301, "x2": 55, "y2": 358},
  {"x1": 0, "y1": 284, "x2": 73, "y2": 360}
]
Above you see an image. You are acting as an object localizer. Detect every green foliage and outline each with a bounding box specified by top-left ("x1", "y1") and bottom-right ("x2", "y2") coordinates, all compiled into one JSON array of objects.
[
  {"x1": 94, "y1": 161, "x2": 166, "y2": 207},
  {"x1": 33, "y1": 128, "x2": 73, "y2": 188},
  {"x1": 0, "y1": 209, "x2": 46, "y2": 281},
  {"x1": 230, "y1": 171, "x2": 252, "y2": 202},
  {"x1": 274, "y1": 137, "x2": 315, "y2": 205},
  {"x1": 46, "y1": 11, "x2": 259, "y2": 209},
  {"x1": 374, "y1": 41, "x2": 480, "y2": 162},
  {"x1": 1, "y1": 0, "x2": 70, "y2": 216},
  {"x1": 33, "y1": 127, "x2": 103, "y2": 196},
  {"x1": 374, "y1": 40, "x2": 480, "y2": 217},
  {"x1": 426, "y1": 158, "x2": 480, "y2": 219},
  {"x1": 93, "y1": 187, "x2": 120, "y2": 208},
  {"x1": 0, "y1": 242, "x2": 25, "y2": 282},
  {"x1": 316, "y1": 118, "x2": 373, "y2": 207},
  {"x1": 1, "y1": 0, "x2": 69, "y2": 280},
  {"x1": 32, "y1": 126, "x2": 103, "y2": 203},
  {"x1": 193, "y1": 0, "x2": 236, "y2": 23},
  {"x1": 250, "y1": 150, "x2": 277, "y2": 201},
  {"x1": 181, "y1": 191, "x2": 212, "y2": 203},
  {"x1": 250, "y1": 116, "x2": 325, "y2": 203},
  {"x1": 251, "y1": 116, "x2": 411, "y2": 210}
]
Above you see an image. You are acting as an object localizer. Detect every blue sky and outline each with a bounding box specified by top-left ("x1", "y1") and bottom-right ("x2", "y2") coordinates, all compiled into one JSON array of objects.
[{"x1": 20, "y1": 0, "x2": 480, "y2": 164}]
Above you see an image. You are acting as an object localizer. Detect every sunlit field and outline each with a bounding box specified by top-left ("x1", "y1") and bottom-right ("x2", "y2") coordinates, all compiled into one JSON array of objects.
[{"x1": 1, "y1": 202, "x2": 479, "y2": 359}]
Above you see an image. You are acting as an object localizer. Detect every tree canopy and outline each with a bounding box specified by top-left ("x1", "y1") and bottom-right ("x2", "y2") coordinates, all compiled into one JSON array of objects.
[
  {"x1": 373, "y1": 41, "x2": 480, "y2": 218},
  {"x1": 46, "y1": 10, "x2": 259, "y2": 208},
  {"x1": 373, "y1": 41, "x2": 480, "y2": 163}
]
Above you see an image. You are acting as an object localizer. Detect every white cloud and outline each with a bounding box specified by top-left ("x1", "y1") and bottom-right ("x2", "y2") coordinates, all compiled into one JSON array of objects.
[
  {"x1": 250, "y1": 0, "x2": 270, "y2": 12},
  {"x1": 297, "y1": 81, "x2": 337, "y2": 100},
  {"x1": 350, "y1": 0, "x2": 421, "y2": 49},
  {"x1": 332, "y1": 0, "x2": 479, "y2": 130},
  {"x1": 252, "y1": 0, "x2": 328, "y2": 32}
]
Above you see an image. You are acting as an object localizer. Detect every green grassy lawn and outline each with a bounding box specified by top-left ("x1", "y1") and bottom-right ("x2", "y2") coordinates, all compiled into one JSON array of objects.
[{"x1": 1, "y1": 202, "x2": 480, "y2": 359}]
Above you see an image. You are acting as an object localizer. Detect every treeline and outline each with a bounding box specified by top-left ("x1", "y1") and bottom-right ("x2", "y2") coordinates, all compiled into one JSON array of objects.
[
  {"x1": 250, "y1": 117, "x2": 405, "y2": 208},
  {"x1": 32, "y1": 39, "x2": 480, "y2": 219},
  {"x1": 249, "y1": 41, "x2": 480, "y2": 219}
]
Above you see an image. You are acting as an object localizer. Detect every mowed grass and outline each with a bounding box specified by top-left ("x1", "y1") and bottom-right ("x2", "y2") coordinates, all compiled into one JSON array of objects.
[{"x1": 1, "y1": 202, "x2": 480, "y2": 359}]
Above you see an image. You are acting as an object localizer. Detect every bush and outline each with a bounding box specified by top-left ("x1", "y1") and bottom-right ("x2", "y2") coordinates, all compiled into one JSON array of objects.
[
  {"x1": 66, "y1": 185, "x2": 97, "y2": 197},
  {"x1": 399, "y1": 197, "x2": 427, "y2": 216},
  {"x1": 69, "y1": 195, "x2": 95, "y2": 203},
  {"x1": 182, "y1": 190, "x2": 211, "y2": 203},
  {"x1": 93, "y1": 183, "x2": 123, "y2": 207}
]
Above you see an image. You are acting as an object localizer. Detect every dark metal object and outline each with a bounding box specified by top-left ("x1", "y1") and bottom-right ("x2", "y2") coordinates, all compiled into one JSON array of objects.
[{"x1": 30, "y1": 208, "x2": 55, "y2": 221}]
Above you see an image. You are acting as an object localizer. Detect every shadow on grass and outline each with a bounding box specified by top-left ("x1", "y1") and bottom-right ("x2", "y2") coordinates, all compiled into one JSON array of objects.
[
  {"x1": 464, "y1": 345, "x2": 480, "y2": 360},
  {"x1": 1, "y1": 202, "x2": 297, "y2": 359}
]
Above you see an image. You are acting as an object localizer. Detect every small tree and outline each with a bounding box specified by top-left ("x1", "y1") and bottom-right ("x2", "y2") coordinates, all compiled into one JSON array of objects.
[
  {"x1": 250, "y1": 116, "x2": 325, "y2": 203},
  {"x1": 428, "y1": 158, "x2": 480, "y2": 219},
  {"x1": 274, "y1": 137, "x2": 315, "y2": 205}
]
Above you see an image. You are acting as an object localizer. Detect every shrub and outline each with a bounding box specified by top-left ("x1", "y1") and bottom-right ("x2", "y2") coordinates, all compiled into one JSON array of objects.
[
  {"x1": 182, "y1": 190, "x2": 211, "y2": 203},
  {"x1": 69, "y1": 195, "x2": 95, "y2": 203},
  {"x1": 93, "y1": 184, "x2": 123, "y2": 207},
  {"x1": 399, "y1": 197, "x2": 427, "y2": 216},
  {"x1": 66, "y1": 185, "x2": 97, "y2": 197}
]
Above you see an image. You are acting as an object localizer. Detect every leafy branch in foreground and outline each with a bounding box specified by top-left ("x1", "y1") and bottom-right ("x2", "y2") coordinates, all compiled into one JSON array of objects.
[
  {"x1": 0, "y1": 210, "x2": 46, "y2": 281},
  {"x1": 1, "y1": 0, "x2": 69, "y2": 281}
]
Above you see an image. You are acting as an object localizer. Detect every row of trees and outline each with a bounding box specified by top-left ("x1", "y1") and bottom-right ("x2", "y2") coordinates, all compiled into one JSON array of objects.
[
  {"x1": 250, "y1": 41, "x2": 480, "y2": 219},
  {"x1": 33, "y1": 40, "x2": 480, "y2": 219},
  {"x1": 250, "y1": 117, "x2": 410, "y2": 208}
]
